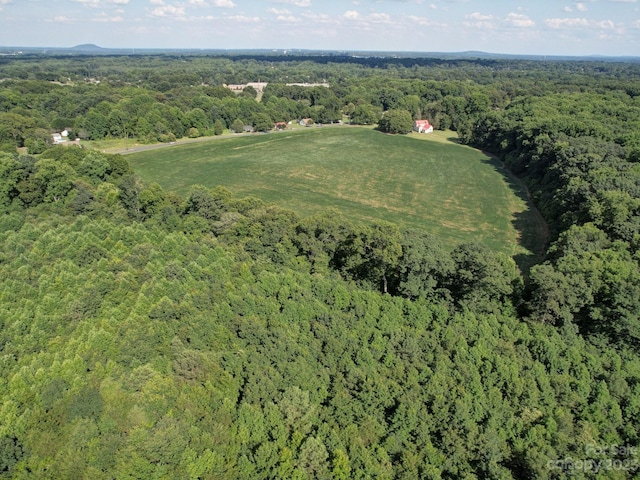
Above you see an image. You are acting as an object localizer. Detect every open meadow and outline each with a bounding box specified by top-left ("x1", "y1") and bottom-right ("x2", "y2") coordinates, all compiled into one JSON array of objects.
[{"x1": 127, "y1": 127, "x2": 545, "y2": 259}]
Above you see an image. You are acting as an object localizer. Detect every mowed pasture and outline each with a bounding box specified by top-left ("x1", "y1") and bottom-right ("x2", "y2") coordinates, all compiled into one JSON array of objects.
[{"x1": 127, "y1": 127, "x2": 545, "y2": 258}]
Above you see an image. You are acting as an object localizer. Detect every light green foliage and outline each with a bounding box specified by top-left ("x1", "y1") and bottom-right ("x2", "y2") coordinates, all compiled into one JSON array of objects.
[
  {"x1": 34, "y1": 158, "x2": 76, "y2": 203},
  {"x1": 139, "y1": 182, "x2": 165, "y2": 219},
  {"x1": 77, "y1": 152, "x2": 110, "y2": 183}
]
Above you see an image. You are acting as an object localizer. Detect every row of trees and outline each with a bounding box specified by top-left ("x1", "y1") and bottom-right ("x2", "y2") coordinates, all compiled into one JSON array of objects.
[{"x1": 0, "y1": 78, "x2": 347, "y2": 151}]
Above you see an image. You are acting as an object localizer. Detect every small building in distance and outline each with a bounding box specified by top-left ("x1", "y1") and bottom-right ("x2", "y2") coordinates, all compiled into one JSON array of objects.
[
  {"x1": 51, "y1": 129, "x2": 80, "y2": 146},
  {"x1": 413, "y1": 120, "x2": 434, "y2": 134},
  {"x1": 224, "y1": 82, "x2": 269, "y2": 93}
]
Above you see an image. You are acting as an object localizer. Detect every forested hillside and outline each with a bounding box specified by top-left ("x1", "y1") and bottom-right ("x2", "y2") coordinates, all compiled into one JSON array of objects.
[{"x1": 1, "y1": 54, "x2": 640, "y2": 478}]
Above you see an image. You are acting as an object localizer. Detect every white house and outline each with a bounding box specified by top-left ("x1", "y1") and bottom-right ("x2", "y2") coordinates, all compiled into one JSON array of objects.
[{"x1": 413, "y1": 119, "x2": 434, "y2": 134}]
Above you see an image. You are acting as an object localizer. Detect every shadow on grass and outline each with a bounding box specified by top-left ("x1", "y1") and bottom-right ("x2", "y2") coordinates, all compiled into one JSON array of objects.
[{"x1": 479, "y1": 154, "x2": 549, "y2": 275}]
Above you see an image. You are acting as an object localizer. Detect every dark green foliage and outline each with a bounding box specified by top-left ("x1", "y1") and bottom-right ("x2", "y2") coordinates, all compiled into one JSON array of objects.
[
  {"x1": 350, "y1": 103, "x2": 381, "y2": 125},
  {"x1": 71, "y1": 181, "x2": 96, "y2": 215},
  {"x1": 448, "y1": 242, "x2": 519, "y2": 310},
  {"x1": 0, "y1": 154, "x2": 20, "y2": 210},
  {"x1": 294, "y1": 209, "x2": 350, "y2": 271},
  {"x1": 252, "y1": 112, "x2": 274, "y2": 132},
  {"x1": 67, "y1": 388, "x2": 104, "y2": 420},
  {"x1": 182, "y1": 184, "x2": 228, "y2": 222},
  {"x1": 77, "y1": 152, "x2": 110, "y2": 183},
  {"x1": 377, "y1": 109, "x2": 413, "y2": 134},
  {"x1": 228, "y1": 118, "x2": 244, "y2": 133},
  {"x1": 334, "y1": 221, "x2": 402, "y2": 293},
  {"x1": 390, "y1": 229, "x2": 454, "y2": 301},
  {"x1": 214, "y1": 119, "x2": 225, "y2": 135},
  {"x1": 107, "y1": 154, "x2": 133, "y2": 179},
  {"x1": 0, "y1": 437, "x2": 24, "y2": 476},
  {"x1": 527, "y1": 224, "x2": 640, "y2": 347},
  {"x1": 117, "y1": 174, "x2": 143, "y2": 219}
]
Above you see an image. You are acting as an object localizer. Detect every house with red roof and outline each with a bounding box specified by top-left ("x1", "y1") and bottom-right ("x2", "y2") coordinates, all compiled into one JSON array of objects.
[{"x1": 413, "y1": 119, "x2": 434, "y2": 134}]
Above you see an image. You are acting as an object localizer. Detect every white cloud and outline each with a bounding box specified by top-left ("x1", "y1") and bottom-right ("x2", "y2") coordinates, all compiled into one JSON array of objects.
[
  {"x1": 71, "y1": 0, "x2": 129, "y2": 6},
  {"x1": 464, "y1": 12, "x2": 495, "y2": 29},
  {"x1": 368, "y1": 13, "x2": 391, "y2": 23},
  {"x1": 575, "y1": 2, "x2": 588, "y2": 11},
  {"x1": 189, "y1": 0, "x2": 207, "y2": 6},
  {"x1": 505, "y1": 12, "x2": 534, "y2": 28},
  {"x1": 149, "y1": 0, "x2": 164, "y2": 4},
  {"x1": 467, "y1": 12, "x2": 494, "y2": 21},
  {"x1": 94, "y1": 13, "x2": 124, "y2": 22},
  {"x1": 51, "y1": 16, "x2": 74, "y2": 23},
  {"x1": 343, "y1": 10, "x2": 359, "y2": 20},
  {"x1": 212, "y1": 0, "x2": 235, "y2": 7},
  {"x1": 564, "y1": 6, "x2": 573, "y2": 12},
  {"x1": 268, "y1": 8, "x2": 291, "y2": 15},
  {"x1": 275, "y1": 0, "x2": 311, "y2": 7},
  {"x1": 545, "y1": 17, "x2": 589, "y2": 28},
  {"x1": 70, "y1": 0, "x2": 100, "y2": 6},
  {"x1": 545, "y1": 17, "x2": 618, "y2": 30},
  {"x1": 150, "y1": 4, "x2": 186, "y2": 17},
  {"x1": 301, "y1": 12, "x2": 331, "y2": 23},
  {"x1": 407, "y1": 15, "x2": 433, "y2": 25},
  {"x1": 226, "y1": 15, "x2": 260, "y2": 22}
]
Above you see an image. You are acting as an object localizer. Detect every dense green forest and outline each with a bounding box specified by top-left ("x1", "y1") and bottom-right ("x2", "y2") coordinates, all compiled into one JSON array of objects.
[{"x1": 1, "y1": 54, "x2": 640, "y2": 478}]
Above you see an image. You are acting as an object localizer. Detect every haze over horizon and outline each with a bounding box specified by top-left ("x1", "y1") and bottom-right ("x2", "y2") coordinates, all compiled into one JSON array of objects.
[{"x1": 1, "y1": 0, "x2": 639, "y2": 57}]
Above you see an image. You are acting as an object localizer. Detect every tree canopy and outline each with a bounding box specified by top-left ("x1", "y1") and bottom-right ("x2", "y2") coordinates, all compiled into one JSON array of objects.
[{"x1": 0, "y1": 52, "x2": 640, "y2": 479}]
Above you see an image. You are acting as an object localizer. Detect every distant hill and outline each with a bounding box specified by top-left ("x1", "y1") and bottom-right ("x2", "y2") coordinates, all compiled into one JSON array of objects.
[
  {"x1": 71, "y1": 44, "x2": 104, "y2": 52},
  {"x1": 0, "y1": 45, "x2": 638, "y2": 62}
]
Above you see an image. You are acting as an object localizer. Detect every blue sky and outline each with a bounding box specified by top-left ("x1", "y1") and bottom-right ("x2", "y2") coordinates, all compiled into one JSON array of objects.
[{"x1": 1, "y1": 0, "x2": 639, "y2": 56}]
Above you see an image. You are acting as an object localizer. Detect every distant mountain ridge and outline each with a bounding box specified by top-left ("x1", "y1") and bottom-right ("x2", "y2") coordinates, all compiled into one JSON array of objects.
[
  {"x1": 0, "y1": 44, "x2": 638, "y2": 62},
  {"x1": 71, "y1": 44, "x2": 105, "y2": 52}
]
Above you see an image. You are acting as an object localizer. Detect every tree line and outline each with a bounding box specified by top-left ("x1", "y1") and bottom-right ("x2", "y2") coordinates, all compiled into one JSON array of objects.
[{"x1": 3, "y1": 54, "x2": 638, "y2": 152}]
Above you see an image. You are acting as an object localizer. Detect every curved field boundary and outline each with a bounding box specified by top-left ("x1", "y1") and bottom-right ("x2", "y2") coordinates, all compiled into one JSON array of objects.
[{"x1": 127, "y1": 127, "x2": 545, "y2": 260}]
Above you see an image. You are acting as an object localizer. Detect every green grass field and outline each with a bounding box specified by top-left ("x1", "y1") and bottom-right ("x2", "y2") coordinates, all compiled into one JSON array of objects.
[{"x1": 127, "y1": 127, "x2": 546, "y2": 261}]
